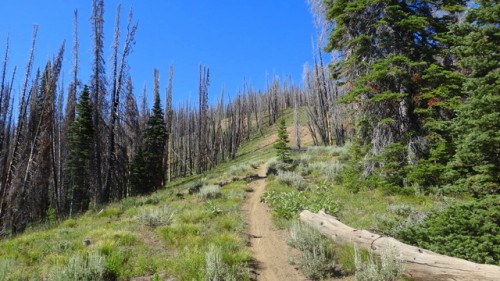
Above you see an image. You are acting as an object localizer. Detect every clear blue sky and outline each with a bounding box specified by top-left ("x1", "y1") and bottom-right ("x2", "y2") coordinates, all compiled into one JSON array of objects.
[{"x1": 0, "y1": 0, "x2": 319, "y2": 106}]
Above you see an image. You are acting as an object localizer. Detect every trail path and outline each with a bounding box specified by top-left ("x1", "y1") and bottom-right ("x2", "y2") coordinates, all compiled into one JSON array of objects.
[{"x1": 243, "y1": 165, "x2": 306, "y2": 281}]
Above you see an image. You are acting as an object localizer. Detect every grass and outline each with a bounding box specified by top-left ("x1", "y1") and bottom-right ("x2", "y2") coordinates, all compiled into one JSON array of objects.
[
  {"x1": 0, "y1": 109, "x2": 453, "y2": 280},
  {"x1": 276, "y1": 170, "x2": 307, "y2": 190},
  {"x1": 0, "y1": 109, "x2": 284, "y2": 280},
  {"x1": 136, "y1": 205, "x2": 175, "y2": 227},
  {"x1": 48, "y1": 250, "x2": 106, "y2": 281},
  {"x1": 0, "y1": 164, "x2": 256, "y2": 280},
  {"x1": 287, "y1": 222, "x2": 337, "y2": 279},
  {"x1": 354, "y1": 246, "x2": 405, "y2": 281},
  {"x1": 262, "y1": 143, "x2": 453, "y2": 279},
  {"x1": 197, "y1": 185, "x2": 222, "y2": 201}
]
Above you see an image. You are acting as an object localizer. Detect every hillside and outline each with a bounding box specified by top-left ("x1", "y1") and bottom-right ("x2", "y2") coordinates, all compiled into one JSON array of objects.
[
  {"x1": 1, "y1": 109, "x2": 496, "y2": 281},
  {"x1": 0, "y1": 111, "x2": 292, "y2": 280},
  {"x1": 0, "y1": 0, "x2": 498, "y2": 279}
]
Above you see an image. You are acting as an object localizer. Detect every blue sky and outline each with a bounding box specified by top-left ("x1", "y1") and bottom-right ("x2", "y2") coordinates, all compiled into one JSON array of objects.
[{"x1": 0, "y1": 0, "x2": 319, "y2": 106}]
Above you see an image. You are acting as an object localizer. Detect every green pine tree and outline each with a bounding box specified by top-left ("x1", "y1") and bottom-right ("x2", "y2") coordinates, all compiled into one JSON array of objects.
[
  {"x1": 448, "y1": 0, "x2": 500, "y2": 196},
  {"x1": 274, "y1": 119, "x2": 291, "y2": 163},
  {"x1": 67, "y1": 85, "x2": 94, "y2": 214},
  {"x1": 324, "y1": 0, "x2": 466, "y2": 188},
  {"x1": 128, "y1": 147, "x2": 147, "y2": 196},
  {"x1": 130, "y1": 90, "x2": 166, "y2": 194}
]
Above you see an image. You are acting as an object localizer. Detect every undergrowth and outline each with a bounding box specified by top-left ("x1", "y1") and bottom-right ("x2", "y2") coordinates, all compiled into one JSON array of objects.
[
  {"x1": 397, "y1": 195, "x2": 500, "y2": 265},
  {"x1": 287, "y1": 222, "x2": 336, "y2": 279}
]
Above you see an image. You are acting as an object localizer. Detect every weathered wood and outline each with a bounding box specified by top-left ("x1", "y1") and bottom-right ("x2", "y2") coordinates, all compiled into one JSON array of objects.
[{"x1": 300, "y1": 210, "x2": 500, "y2": 281}]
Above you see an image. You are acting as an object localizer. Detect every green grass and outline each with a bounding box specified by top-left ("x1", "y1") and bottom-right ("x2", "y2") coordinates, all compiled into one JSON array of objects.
[
  {"x1": 0, "y1": 110, "x2": 283, "y2": 280},
  {"x1": 263, "y1": 145, "x2": 455, "y2": 279},
  {"x1": 0, "y1": 109, "x2": 455, "y2": 280},
  {"x1": 0, "y1": 171, "x2": 255, "y2": 280}
]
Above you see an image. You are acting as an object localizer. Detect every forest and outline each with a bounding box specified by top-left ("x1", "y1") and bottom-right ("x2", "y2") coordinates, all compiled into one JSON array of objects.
[{"x1": 0, "y1": 0, "x2": 498, "y2": 280}]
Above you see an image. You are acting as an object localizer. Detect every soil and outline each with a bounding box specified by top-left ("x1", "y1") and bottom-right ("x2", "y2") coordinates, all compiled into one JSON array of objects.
[{"x1": 243, "y1": 165, "x2": 307, "y2": 281}]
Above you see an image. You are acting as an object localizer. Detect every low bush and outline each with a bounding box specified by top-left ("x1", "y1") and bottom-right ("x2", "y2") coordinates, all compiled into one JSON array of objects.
[
  {"x1": 398, "y1": 196, "x2": 500, "y2": 265},
  {"x1": 204, "y1": 244, "x2": 225, "y2": 281},
  {"x1": 261, "y1": 190, "x2": 340, "y2": 220},
  {"x1": 287, "y1": 222, "x2": 336, "y2": 279},
  {"x1": 261, "y1": 191, "x2": 305, "y2": 219},
  {"x1": 0, "y1": 259, "x2": 14, "y2": 281},
  {"x1": 198, "y1": 185, "x2": 222, "y2": 201},
  {"x1": 354, "y1": 246, "x2": 404, "y2": 281},
  {"x1": 226, "y1": 163, "x2": 254, "y2": 177},
  {"x1": 62, "y1": 218, "x2": 77, "y2": 228},
  {"x1": 48, "y1": 250, "x2": 107, "y2": 281},
  {"x1": 276, "y1": 171, "x2": 307, "y2": 190},
  {"x1": 137, "y1": 205, "x2": 174, "y2": 227},
  {"x1": 188, "y1": 181, "x2": 204, "y2": 194},
  {"x1": 309, "y1": 161, "x2": 343, "y2": 181},
  {"x1": 96, "y1": 207, "x2": 121, "y2": 218},
  {"x1": 266, "y1": 158, "x2": 293, "y2": 175},
  {"x1": 293, "y1": 154, "x2": 312, "y2": 167},
  {"x1": 306, "y1": 145, "x2": 346, "y2": 157}
]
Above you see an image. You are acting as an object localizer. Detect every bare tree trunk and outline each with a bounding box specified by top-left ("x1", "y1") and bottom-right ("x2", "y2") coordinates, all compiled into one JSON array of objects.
[
  {"x1": 0, "y1": 26, "x2": 37, "y2": 231},
  {"x1": 90, "y1": 0, "x2": 106, "y2": 206},
  {"x1": 294, "y1": 88, "x2": 301, "y2": 149},
  {"x1": 164, "y1": 65, "x2": 173, "y2": 182}
]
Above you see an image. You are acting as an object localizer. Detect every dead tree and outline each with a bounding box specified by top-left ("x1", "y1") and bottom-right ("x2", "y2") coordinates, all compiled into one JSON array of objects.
[
  {"x1": 164, "y1": 65, "x2": 174, "y2": 182},
  {"x1": 197, "y1": 65, "x2": 210, "y2": 173},
  {"x1": 90, "y1": 0, "x2": 107, "y2": 205},
  {"x1": 0, "y1": 26, "x2": 38, "y2": 232}
]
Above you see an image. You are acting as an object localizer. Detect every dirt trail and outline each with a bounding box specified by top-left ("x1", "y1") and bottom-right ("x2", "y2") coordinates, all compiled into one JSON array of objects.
[{"x1": 243, "y1": 165, "x2": 306, "y2": 281}]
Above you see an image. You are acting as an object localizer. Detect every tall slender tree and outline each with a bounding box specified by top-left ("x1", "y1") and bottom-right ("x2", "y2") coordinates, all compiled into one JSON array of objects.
[
  {"x1": 67, "y1": 85, "x2": 93, "y2": 215},
  {"x1": 90, "y1": 0, "x2": 106, "y2": 205}
]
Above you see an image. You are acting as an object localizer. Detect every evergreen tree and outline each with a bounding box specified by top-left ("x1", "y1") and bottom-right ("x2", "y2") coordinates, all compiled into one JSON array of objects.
[
  {"x1": 274, "y1": 119, "x2": 291, "y2": 162},
  {"x1": 449, "y1": 0, "x2": 500, "y2": 196},
  {"x1": 128, "y1": 147, "x2": 146, "y2": 195},
  {"x1": 324, "y1": 0, "x2": 466, "y2": 183},
  {"x1": 130, "y1": 87, "x2": 166, "y2": 194},
  {"x1": 67, "y1": 85, "x2": 93, "y2": 214}
]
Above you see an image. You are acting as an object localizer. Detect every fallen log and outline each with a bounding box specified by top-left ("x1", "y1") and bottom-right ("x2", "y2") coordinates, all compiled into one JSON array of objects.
[{"x1": 300, "y1": 210, "x2": 500, "y2": 281}]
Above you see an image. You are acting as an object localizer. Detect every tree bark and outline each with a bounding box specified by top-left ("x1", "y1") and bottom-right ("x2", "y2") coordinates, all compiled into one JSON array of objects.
[{"x1": 300, "y1": 210, "x2": 500, "y2": 281}]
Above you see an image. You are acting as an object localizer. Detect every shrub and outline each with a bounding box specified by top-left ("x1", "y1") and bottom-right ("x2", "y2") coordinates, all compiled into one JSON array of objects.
[
  {"x1": 261, "y1": 191, "x2": 305, "y2": 219},
  {"x1": 293, "y1": 154, "x2": 312, "y2": 167},
  {"x1": 306, "y1": 145, "x2": 346, "y2": 157},
  {"x1": 205, "y1": 244, "x2": 224, "y2": 281},
  {"x1": 309, "y1": 161, "x2": 343, "y2": 181},
  {"x1": 48, "y1": 250, "x2": 107, "y2": 281},
  {"x1": 276, "y1": 171, "x2": 307, "y2": 190},
  {"x1": 287, "y1": 222, "x2": 336, "y2": 279},
  {"x1": 261, "y1": 190, "x2": 340, "y2": 220},
  {"x1": 62, "y1": 218, "x2": 77, "y2": 228},
  {"x1": 198, "y1": 185, "x2": 222, "y2": 201},
  {"x1": 96, "y1": 207, "x2": 121, "y2": 218},
  {"x1": 137, "y1": 205, "x2": 174, "y2": 227},
  {"x1": 379, "y1": 204, "x2": 428, "y2": 234},
  {"x1": 266, "y1": 158, "x2": 293, "y2": 175},
  {"x1": 354, "y1": 246, "x2": 404, "y2": 281},
  {"x1": 188, "y1": 181, "x2": 204, "y2": 194},
  {"x1": 226, "y1": 163, "x2": 252, "y2": 177},
  {"x1": 398, "y1": 196, "x2": 500, "y2": 264},
  {"x1": 0, "y1": 259, "x2": 14, "y2": 281},
  {"x1": 387, "y1": 204, "x2": 415, "y2": 217}
]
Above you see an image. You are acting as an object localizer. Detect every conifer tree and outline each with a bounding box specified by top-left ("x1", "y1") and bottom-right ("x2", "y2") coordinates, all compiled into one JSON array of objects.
[
  {"x1": 449, "y1": 0, "x2": 499, "y2": 196},
  {"x1": 130, "y1": 80, "x2": 166, "y2": 195},
  {"x1": 323, "y1": 0, "x2": 466, "y2": 179},
  {"x1": 67, "y1": 85, "x2": 93, "y2": 214},
  {"x1": 274, "y1": 119, "x2": 291, "y2": 162},
  {"x1": 143, "y1": 82, "x2": 166, "y2": 191}
]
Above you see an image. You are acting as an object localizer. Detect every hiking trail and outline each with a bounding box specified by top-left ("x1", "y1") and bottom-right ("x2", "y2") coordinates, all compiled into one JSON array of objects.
[{"x1": 243, "y1": 165, "x2": 306, "y2": 281}]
